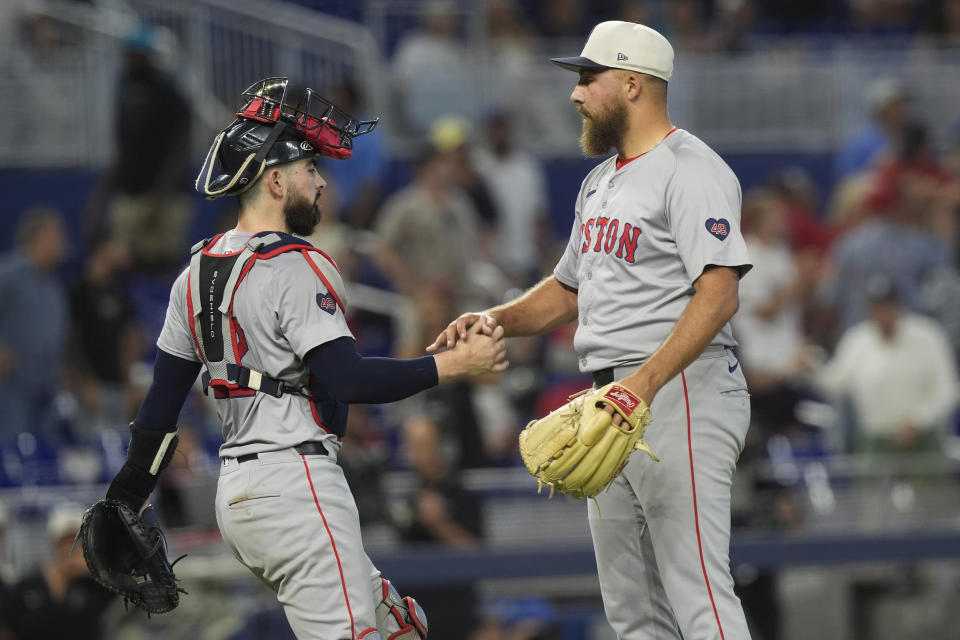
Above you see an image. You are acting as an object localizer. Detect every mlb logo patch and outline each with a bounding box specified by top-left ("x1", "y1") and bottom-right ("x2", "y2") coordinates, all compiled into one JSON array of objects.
[
  {"x1": 705, "y1": 218, "x2": 730, "y2": 241},
  {"x1": 316, "y1": 293, "x2": 337, "y2": 314}
]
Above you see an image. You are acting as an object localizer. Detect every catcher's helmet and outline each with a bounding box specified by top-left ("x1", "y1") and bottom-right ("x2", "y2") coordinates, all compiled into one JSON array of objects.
[{"x1": 196, "y1": 77, "x2": 379, "y2": 199}]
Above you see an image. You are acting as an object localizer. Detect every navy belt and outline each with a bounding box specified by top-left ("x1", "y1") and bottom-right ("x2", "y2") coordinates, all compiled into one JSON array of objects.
[
  {"x1": 591, "y1": 345, "x2": 731, "y2": 388},
  {"x1": 236, "y1": 441, "x2": 328, "y2": 464},
  {"x1": 592, "y1": 368, "x2": 615, "y2": 387}
]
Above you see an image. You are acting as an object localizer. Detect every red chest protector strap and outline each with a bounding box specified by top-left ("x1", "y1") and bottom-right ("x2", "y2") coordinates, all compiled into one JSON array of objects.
[{"x1": 185, "y1": 231, "x2": 347, "y2": 399}]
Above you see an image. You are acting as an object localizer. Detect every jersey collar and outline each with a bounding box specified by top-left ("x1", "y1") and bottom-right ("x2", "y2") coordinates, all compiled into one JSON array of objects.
[{"x1": 615, "y1": 126, "x2": 678, "y2": 171}]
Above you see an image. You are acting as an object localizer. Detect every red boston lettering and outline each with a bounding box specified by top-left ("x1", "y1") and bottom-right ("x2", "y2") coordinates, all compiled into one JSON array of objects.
[
  {"x1": 603, "y1": 220, "x2": 619, "y2": 253},
  {"x1": 593, "y1": 217, "x2": 610, "y2": 252},
  {"x1": 579, "y1": 217, "x2": 642, "y2": 263},
  {"x1": 616, "y1": 223, "x2": 642, "y2": 263},
  {"x1": 581, "y1": 220, "x2": 594, "y2": 253}
]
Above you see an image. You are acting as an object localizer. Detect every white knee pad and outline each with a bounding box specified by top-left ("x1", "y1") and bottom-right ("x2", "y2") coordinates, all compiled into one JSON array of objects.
[{"x1": 375, "y1": 578, "x2": 428, "y2": 640}]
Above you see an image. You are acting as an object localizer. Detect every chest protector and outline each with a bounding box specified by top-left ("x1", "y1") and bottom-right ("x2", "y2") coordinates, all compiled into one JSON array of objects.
[{"x1": 186, "y1": 231, "x2": 349, "y2": 434}]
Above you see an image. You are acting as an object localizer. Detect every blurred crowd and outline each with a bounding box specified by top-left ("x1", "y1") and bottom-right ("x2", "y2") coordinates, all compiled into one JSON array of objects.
[{"x1": 2, "y1": 1, "x2": 960, "y2": 639}]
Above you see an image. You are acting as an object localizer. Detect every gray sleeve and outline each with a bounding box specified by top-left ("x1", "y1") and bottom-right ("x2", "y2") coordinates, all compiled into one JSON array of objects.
[
  {"x1": 274, "y1": 254, "x2": 354, "y2": 360},
  {"x1": 553, "y1": 185, "x2": 584, "y2": 289},
  {"x1": 156, "y1": 268, "x2": 200, "y2": 362},
  {"x1": 665, "y1": 157, "x2": 752, "y2": 282}
]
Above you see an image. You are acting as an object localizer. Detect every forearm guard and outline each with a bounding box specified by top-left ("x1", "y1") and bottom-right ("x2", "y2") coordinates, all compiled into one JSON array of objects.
[{"x1": 106, "y1": 424, "x2": 179, "y2": 512}]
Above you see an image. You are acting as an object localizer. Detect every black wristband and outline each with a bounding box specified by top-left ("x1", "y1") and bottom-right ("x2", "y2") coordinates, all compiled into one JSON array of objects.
[{"x1": 106, "y1": 463, "x2": 157, "y2": 512}]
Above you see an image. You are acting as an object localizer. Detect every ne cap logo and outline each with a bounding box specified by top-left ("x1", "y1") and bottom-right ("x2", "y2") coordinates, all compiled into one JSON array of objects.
[
  {"x1": 300, "y1": 141, "x2": 314, "y2": 151},
  {"x1": 617, "y1": 52, "x2": 629, "y2": 61}
]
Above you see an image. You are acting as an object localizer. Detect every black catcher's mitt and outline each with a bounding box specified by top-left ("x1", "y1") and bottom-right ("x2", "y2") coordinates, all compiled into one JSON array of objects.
[{"x1": 78, "y1": 499, "x2": 184, "y2": 614}]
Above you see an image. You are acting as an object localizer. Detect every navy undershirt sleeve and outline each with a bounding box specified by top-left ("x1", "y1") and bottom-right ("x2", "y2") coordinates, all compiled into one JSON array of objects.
[
  {"x1": 133, "y1": 349, "x2": 202, "y2": 432},
  {"x1": 305, "y1": 337, "x2": 439, "y2": 404}
]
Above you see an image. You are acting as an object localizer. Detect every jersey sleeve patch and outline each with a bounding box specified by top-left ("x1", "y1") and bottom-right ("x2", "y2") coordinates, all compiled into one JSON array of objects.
[
  {"x1": 705, "y1": 218, "x2": 730, "y2": 241},
  {"x1": 316, "y1": 292, "x2": 338, "y2": 315}
]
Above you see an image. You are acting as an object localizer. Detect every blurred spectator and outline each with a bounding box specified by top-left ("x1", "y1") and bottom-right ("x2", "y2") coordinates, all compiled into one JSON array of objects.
[
  {"x1": 734, "y1": 189, "x2": 817, "y2": 434},
  {"x1": 395, "y1": 279, "x2": 460, "y2": 361},
  {"x1": 391, "y1": 1, "x2": 478, "y2": 132},
  {"x1": 394, "y1": 279, "x2": 505, "y2": 468},
  {"x1": 714, "y1": 0, "x2": 758, "y2": 53},
  {"x1": 825, "y1": 171, "x2": 874, "y2": 233},
  {"x1": 834, "y1": 77, "x2": 910, "y2": 180},
  {"x1": 820, "y1": 163, "x2": 953, "y2": 335},
  {"x1": 155, "y1": 424, "x2": 216, "y2": 528},
  {"x1": 813, "y1": 275, "x2": 960, "y2": 453},
  {"x1": 534, "y1": 0, "x2": 587, "y2": 37},
  {"x1": 101, "y1": 25, "x2": 192, "y2": 273},
  {"x1": 67, "y1": 236, "x2": 142, "y2": 437},
  {"x1": 849, "y1": 0, "x2": 918, "y2": 34},
  {"x1": 923, "y1": 0, "x2": 960, "y2": 36},
  {"x1": 615, "y1": 0, "x2": 652, "y2": 25},
  {"x1": 665, "y1": 0, "x2": 714, "y2": 53},
  {"x1": 767, "y1": 167, "x2": 835, "y2": 255},
  {"x1": 337, "y1": 405, "x2": 391, "y2": 525},
  {"x1": 473, "y1": 111, "x2": 551, "y2": 284},
  {"x1": 393, "y1": 416, "x2": 483, "y2": 640},
  {"x1": 3, "y1": 505, "x2": 113, "y2": 640},
  {"x1": 485, "y1": 0, "x2": 537, "y2": 73},
  {"x1": 943, "y1": 123, "x2": 960, "y2": 178},
  {"x1": 394, "y1": 415, "x2": 483, "y2": 547},
  {"x1": 317, "y1": 80, "x2": 388, "y2": 229},
  {"x1": 470, "y1": 597, "x2": 560, "y2": 640},
  {"x1": 0, "y1": 209, "x2": 68, "y2": 442},
  {"x1": 430, "y1": 117, "x2": 499, "y2": 229},
  {"x1": 863, "y1": 121, "x2": 955, "y2": 217},
  {"x1": 480, "y1": 0, "x2": 573, "y2": 152},
  {"x1": 373, "y1": 143, "x2": 484, "y2": 309}
]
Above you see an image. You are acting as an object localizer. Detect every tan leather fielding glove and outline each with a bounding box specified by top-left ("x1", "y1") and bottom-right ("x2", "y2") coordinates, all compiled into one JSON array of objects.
[{"x1": 518, "y1": 382, "x2": 658, "y2": 499}]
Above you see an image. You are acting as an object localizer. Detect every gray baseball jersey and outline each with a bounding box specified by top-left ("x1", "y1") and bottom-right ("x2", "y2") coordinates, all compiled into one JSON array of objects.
[
  {"x1": 158, "y1": 229, "x2": 352, "y2": 458},
  {"x1": 160, "y1": 229, "x2": 397, "y2": 639},
  {"x1": 555, "y1": 128, "x2": 754, "y2": 640},
  {"x1": 554, "y1": 127, "x2": 751, "y2": 372}
]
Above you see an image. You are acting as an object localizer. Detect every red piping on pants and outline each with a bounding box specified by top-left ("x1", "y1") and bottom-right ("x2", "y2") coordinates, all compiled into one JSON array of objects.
[
  {"x1": 681, "y1": 371, "x2": 726, "y2": 640},
  {"x1": 302, "y1": 456, "x2": 357, "y2": 639}
]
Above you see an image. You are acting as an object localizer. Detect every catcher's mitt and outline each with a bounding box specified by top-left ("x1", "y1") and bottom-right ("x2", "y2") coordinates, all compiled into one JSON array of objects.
[
  {"x1": 518, "y1": 382, "x2": 658, "y2": 499},
  {"x1": 77, "y1": 499, "x2": 185, "y2": 614}
]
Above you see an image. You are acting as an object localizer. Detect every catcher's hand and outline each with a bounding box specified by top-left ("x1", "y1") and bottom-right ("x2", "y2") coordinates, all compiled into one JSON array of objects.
[
  {"x1": 518, "y1": 382, "x2": 658, "y2": 499},
  {"x1": 77, "y1": 499, "x2": 185, "y2": 614}
]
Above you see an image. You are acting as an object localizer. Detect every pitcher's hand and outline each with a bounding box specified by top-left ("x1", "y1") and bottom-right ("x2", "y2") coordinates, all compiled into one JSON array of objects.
[{"x1": 426, "y1": 312, "x2": 496, "y2": 353}]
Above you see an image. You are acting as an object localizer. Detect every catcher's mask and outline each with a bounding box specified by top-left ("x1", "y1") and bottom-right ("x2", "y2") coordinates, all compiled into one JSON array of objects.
[{"x1": 196, "y1": 77, "x2": 379, "y2": 199}]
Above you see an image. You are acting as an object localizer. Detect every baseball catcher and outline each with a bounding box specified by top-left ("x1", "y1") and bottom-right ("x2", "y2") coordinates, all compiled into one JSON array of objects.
[
  {"x1": 76, "y1": 73, "x2": 508, "y2": 637},
  {"x1": 519, "y1": 382, "x2": 658, "y2": 499}
]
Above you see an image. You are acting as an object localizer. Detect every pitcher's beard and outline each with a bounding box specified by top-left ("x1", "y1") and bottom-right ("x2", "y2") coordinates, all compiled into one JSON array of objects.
[
  {"x1": 284, "y1": 193, "x2": 321, "y2": 236},
  {"x1": 579, "y1": 100, "x2": 628, "y2": 157}
]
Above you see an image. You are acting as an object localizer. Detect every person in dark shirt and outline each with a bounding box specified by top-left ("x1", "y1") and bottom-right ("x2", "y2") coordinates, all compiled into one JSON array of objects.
[
  {"x1": 106, "y1": 26, "x2": 193, "y2": 272},
  {"x1": 395, "y1": 415, "x2": 484, "y2": 639},
  {"x1": 67, "y1": 236, "x2": 141, "y2": 435},
  {"x1": 396, "y1": 415, "x2": 483, "y2": 547},
  {"x1": 5, "y1": 506, "x2": 113, "y2": 640}
]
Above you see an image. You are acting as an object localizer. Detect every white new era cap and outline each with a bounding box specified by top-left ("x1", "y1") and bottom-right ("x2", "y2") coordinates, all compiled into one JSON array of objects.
[{"x1": 550, "y1": 21, "x2": 674, "y2": 81}]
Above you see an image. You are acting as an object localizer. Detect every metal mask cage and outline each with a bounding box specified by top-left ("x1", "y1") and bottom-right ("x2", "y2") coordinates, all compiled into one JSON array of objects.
[{"x1": 236, "y1": 77, "x2": 378, "y2": 151}]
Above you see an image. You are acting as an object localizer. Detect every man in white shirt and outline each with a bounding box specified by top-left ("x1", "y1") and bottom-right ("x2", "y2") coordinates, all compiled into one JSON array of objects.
[{"x1": 815, "y1": 274, "x2": 959, "y2": 452}]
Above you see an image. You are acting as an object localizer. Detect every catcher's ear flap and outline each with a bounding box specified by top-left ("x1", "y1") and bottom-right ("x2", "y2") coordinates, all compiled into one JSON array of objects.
[{"x1": 195, "y1": 131, "x2": 265, "y2": 199}]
